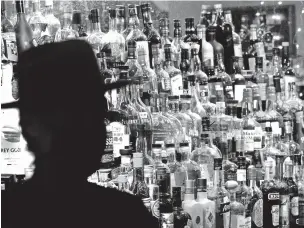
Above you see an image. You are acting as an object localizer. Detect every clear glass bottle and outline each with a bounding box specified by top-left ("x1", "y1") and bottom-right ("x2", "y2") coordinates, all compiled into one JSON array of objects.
[
  {"x1": 117, "y1": 174, "x2": 131, "y2": 193},
  {"x1": 182, "y1": 179, "x2": 197, "y2": 215},
  {"x1": 152, "y1": 144, "x2": 170, "y2": 174},
  {"x1": 100, "y1": 8, "x2": 125, "y2": 63},
  {"x1": 180, "y1": 47, "x2": 191, "y2": 94},
  {"x1": 254, "y1": 56, "x2": 269, "y2": 110},
  {"x1": 199, "y1": 79, "x2": 216, "y2": 117},
  {"x1": 183, "y1": 17, "x2": 200, "y2": 49},
  {"x1": 172, "y1": 20, "x2": 184, "y2": 69},
  {"x1": 125, "y1": 5, "x2": 149, "y2": 66},
  {"x1": 54, "y1": 9, "x2": 78, "y2": 43},
  {"x1": 207, "y1": 158, "x2": 231, "y2": 228},
  {"x1": 197, "y1": 24, "x2": 214, "y2": 70},
  {"x1": 282, "y1": 121, "x2": 301, "y2": 159},
  {"x1": 124, "y1": 40, "x2": 143, "y2": 78},
  {"x1": 144, "y1": 166, "x2": 159, "y2": 219},
  {"x1": 231, "y1": 57, "x2": 246, "y2": 112},
  {"x1": 43, "y1": 0, "x2": 60, "y2": 43},
  {"x1": 1, "y1": 0, "x2": 15, "y2": 58},
  {"x1": 207, "y1": 67, "x2": 222, "y2": 104},
  {"x1": 130, "y1": 152, "x2": 150, "y2": 200},
  {"x1": 172, "y1": 186, "x2": 192, "y2": 228},
  {"x1": 207, "y1": 25, "x2": 224, "y2": 68},
  {"x1": 86, "y1": 9, "x2": 104, "y2": 55},
  {"x1": 247, "y1": 166, "x2": 263, "y2": 228},
  {"x1": 285, "y1": 82, "x2": 303, "y2": 114},
  {"x1": 243, "y1": 25, "x2": 258, "y2": 71},
  {"x1": 211, "y1": 4, "x2": 225, "y2": 47},
  {"x1": 136, "y1": 124, "x2": 154, "y2": 166},
  {"x1": 28, "y1": 0, "x2": 47, "y2": 44},
  {"x1": 164, "y1": 44, "x2": 183, "y2": 96},
  {"x1": 115, "y1": 6, "x2": 125, "y2": 34},
  {"x1": 216, "y1": 55, "x2": 234, "y2": 101},
  {"x1": 228, "y1": 184, "x2": 246, "y2": 228}
]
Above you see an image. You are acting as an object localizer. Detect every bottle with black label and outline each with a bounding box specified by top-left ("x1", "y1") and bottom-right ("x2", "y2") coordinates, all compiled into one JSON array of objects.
[{"x1": 207, "y1": 158, "x2": 230, "y2": 228}]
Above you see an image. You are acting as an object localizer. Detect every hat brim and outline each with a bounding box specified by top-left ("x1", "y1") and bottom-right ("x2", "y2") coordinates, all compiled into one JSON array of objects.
[{"x1": 1, "y1": 80, "x2": 133, "y2": 110}]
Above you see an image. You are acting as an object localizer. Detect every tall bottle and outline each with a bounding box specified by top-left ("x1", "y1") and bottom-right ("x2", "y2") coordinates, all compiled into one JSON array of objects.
[
  {"x1": 208, "y1": 158, "x2": 231, "y2": 228},
  {"x1": 71, "y1": 11, "x2": 87, "y2": 38},
  {"x1": 173, "y1": 186, "x2": 192, "y2": 228},
  {"x1": 43, "y1": 0, "x2": 60, "y2": 42},
  {"x1": 28, "y1": 0, "x2": 47, "y2": 44},
  {"x1": 15, "y1": 0, "x2": 36, "y2": 53},
  {"x1": 282, "y1": 42, "x2": 296, "y2": 100},
  {"x1": 198, "y1": 5, "x2": 211, "y2": 29},
  {"x1": 254, "y1": 56, "x2": 269, "y2": 111},
  {"x1": 243, "y1": 25, "x2": 258, "y2": 71},
  {"x1": 136, "y1": 124, "x2": 154, "y2": 166},
  {"x1": 172, "y1": 19, "x2": 184, "y2": 69},
  {"x1": 196, "y1": 25, "x2": 214, "y2": 71},
  {"x1": 87, "y1": 9, "x2": 104, "y2": 55},
  {"x1": 212, "y1": 4, "x2": 225, "y2": 47},
  {"x1": 183, "y1": 18, "x2": 200, "y2": 49},
  {"x1": 207, "y1": 26, "x2": 224, "y2": 68},
  {"x1": 141, "y1": 3, "x2": 160, "y2": 69},
  {"x1": 2, "y1": 1, "x2": 16, "y2": 61},
  {"x1": 100, "y1": 8, "x2": 125, "y2": 63}
]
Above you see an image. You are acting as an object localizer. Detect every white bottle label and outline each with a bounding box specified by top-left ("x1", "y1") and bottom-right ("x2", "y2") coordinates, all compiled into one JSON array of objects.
[
  {"x1": 237, "y1": 169, "x2": 246, "y2": 181},
  {"x1": 234, "y1": 84, "x2": 246, "y2": 102},
  {"x1": 243, "y1": 130, "x2": 255, "y2": 152},
  {"x1": 136, "y1": 41, "x2": 149, "y2": 66},
  {"x1": 231, "y1": 214, "x2": 245, "y2": 228},
  {"x1": 234, "y1": 44, "x2": 242, "y2": 57},
  {"x1": 280, "y1": 195, "x2": 290, "y2": 226},
  {"x1": 248, "y1": 58, "x2": 256, "y2": 71},
  {"x1": 271, "y1": 205, "x2": 280, "y2": 226},
  {"x1": 170, "y1": 74, "x2": 183, "y2": 96},
  {"x1": 110, "y1": 122, "x2": 126, "y2": 158},
  {"x1": 252, "y1": 199, "x2": 263, "y2": 227},
  {"x1": 291, "y1": 196, "x2": 299, "y2": 216}
]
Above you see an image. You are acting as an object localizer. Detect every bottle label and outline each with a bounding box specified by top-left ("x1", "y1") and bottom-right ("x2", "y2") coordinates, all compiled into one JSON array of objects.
[
  {"x1": 170, "y1": 74, "x2": 183, "y2": 96},
  {"x1": 237, "y1": 169, "x2": 246, "y2": 181},
  {"x1": 271, "y1": 205, "x2": 280, "y2": 226},
  {"x1": 248, "y1": 57, "x2": 256, "y2": 72},
  {"x1": 258, "y1": 83, "x2": 267, "y2": 100},
  {"x1": 133, "y1": 157, "x2": 143, "y2": 168},
  {"x1": 252, "y1": 199, "x2": 263, "y2": 227},
  {"x1": 234, "y1": 44, "x2": 242, "y2": 57},
  {"x1": 244, "y1": 216, "x2": 251, "y2": 228},
  {"x1": 234, "y1": 84, "x2": 246, "y2": 102},
  {"x1": 243, "y1": 130, "x2": 255, "y2": 152},
  {"x1": 2, "y1": 35, "x2": 18, "y2": 62},
  {"x1": 291, "y1": 196, "x2": 299, "y2": 216},
  {"x1": 136, "y1": 41, "x2": 150, "y2": 67},
  {"x1": 110, "y1": 122, "x2": 127, "y2": 158},
  {"x1": 151, "y1": 199, "x2": 160, "y2": 218},
  {"x1": 205, "y1": 204, "x2": 215, "y2": 228},
  {"x1": 231, "y1": 214, "x2": 245, "y2": 228},
  {"x1": 280, "y1": 195, "x2": 290, "y2": 226},
  {"x1": 202, "y1": 46, "x2": 214, "y2": 68},
  {"x1": 139, "y1": 112, "x2": 148, "y2": 119},
  {"x1": 121, "y1": 156, "x2": 131, "y2": 165}
]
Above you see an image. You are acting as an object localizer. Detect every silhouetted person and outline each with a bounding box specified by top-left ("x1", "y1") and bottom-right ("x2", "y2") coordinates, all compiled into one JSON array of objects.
[{"x1": 2, "y1": 40, "x2": 158, "y2": 228}]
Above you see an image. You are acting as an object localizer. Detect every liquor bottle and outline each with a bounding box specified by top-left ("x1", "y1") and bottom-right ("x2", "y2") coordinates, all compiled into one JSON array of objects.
[
  {"x1": 221, "y1": 10, "x2": 234, "y2": 75},
  {"x1": 183, "y1": 18, "x2": 200, "y2": 49},
  {"x1": 228, "y1": 183, "x2": 246, "y2": 228},
  {"x1": 100, "y1": 8, "x2": 125, "y2": 63},
  {"x1": 152, "y1": 144, "x2": 170, "y2": 176},
  {"x1": 116, "y1": 6, "x2": 125, "y2": 34},
  {"x1": 191, "y1": 133, "x2": 218, "y2": 189},
  {"x1": 138, "y1": 48, "x2": 157, "y2": 106},
  {"x1": 9, "y1": 1, "x2": 18, "y2": 26},
  {"x1": 207, "y1": 158, "x2": 231, "y2": 228},
  {"x1": 196, "y1": 25, "x2": 214, "y2": 70},
  {"x1": 254, "y1": 56, "x2": 269, "y2": 110},
  {"x1": 182, "y1": 180, "x2": 197, "y2": 215},
  {"x1": 172, "y1": 20, "x2": 184, "y2": 69},
  {"x1": 179, "y1": 142, "x2": 201, "y2": 181},
  {"x1": 198, "y1": 5, "x2": 210, "y2": 29},
  {"x1": 86, "y1": 9, "x2": 104, "y2": 55},
  {"x1": 15, "y1": 0, "x2": 36, "y2": 53},
  {"x1": 130, "y1": 152, "x2": 150, "y2": 199},
  {"x1": 126, "y1": 5, "x2": 149, "y2": 66},
  {"x1": 261, "y1": 162, "x2": 280, "y2": 228},
  {"x1": 282, "y1": 121, "x2": 301, "y2": 161},
  {"x1": 119, "y1": 147, "x2": 132, "y2": 176},
  {"x1": 298, "y1": 168, "x2": 304, "y2": 226},
  {"x1": 180, "y1": 48, "x2": 191, "y2": 94},
  {"x1": 144, "y1": 166, "x2": 159, "y2": 219},
  {"x1": 273, "y1": 75, "x2": 288, "y2": 117},
  {"x1": 247, "y1": 166, "x2": 263, "y2": 228},
  {"x1": 28, "y1": 0, "x2": 47, "y2": 44},
  {"x1": 1, "y1": 1, "x2": 15, "y2": 44},
  {"x1": 54, "y1": 9, "x2": 79, "y2": 43},
  {"x1": 235, "y1": 153, "x2": 252, "y2": 228},
  {"x1": 294, "y1": 111, "x2": 304, "y2": 152},
  {"x1": 201, "y1": 117, "x2": 222, "y2": 156},
  {"x1": 270, "y1": 48, "x2": 283, "y2": 90},
  {"x1": 207, "y1": 26, "x2": 224, "y2": 68},
  {"x1": 179, "y1": 95, "x2": 202, "y2": 151},
  {"x1": 125, "y1": 40, "x2": 143, "y2": 78},
  {"x1": 164, "y1": 44, "x2": 183, "y2": 96},
  {"x1": 285, "y1": 82, "x2": 303, "y2": 114},
  {"x1": 199, "y1": 80, "x2": 216, "y2": 117},
  {"x1": 187, "y1": 75, "x2": 206, "y2": 118},
  {"x1": 157, "y1": 167, "x2": 174, "y2": 227},
  {"x1": 160, "y1": 18, "x2": 173, "y2": 52},
  {"x1": 243, "y1": 25, "x2": 258, "y2": 71},
  {"x1": 152, "y1": 45, "x2": 171, "y2": 94},
  {"x1": 284, "y1": 163, "x2": 299, "y2": 228},
  {"x1": 190, "y1": 178, "x2": 216, "y2": 228},
  {"x1": 216, "y1": 55, "x2": 234, "y2": 101},
  {"x1": 43, "y1": 0, "x2": 60, "y2": 43},
  {"x1": 224, "y1": 10, "x2": 242, "y2": 58},
  {"x1": 136, "y1": 124, "x2": 154, "y2": 166},
  {"x1": 72, "y1": 11, "x2": 87, "y2": 38},
  {"x1": 282, "y1": 42, "x2": 296, "y2": 100},
  {"x1": 141, "y1": 3, "x2": 160, "y2": 69},
  {"x1": 207, "y1": 67, "x2": 222, "y2": 104},
  {"x1": 212, "y1": 4, "x2": 225, "y2": 47},
  {"x1": 117, "y1": 174, "x2": 131, "y2": 193},
  {"x1": 172, "y1": 186, "x2": 192, "y2": 228}
]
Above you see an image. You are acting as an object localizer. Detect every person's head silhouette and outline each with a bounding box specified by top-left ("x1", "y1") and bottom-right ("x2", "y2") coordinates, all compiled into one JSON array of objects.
[{"x1": 2, "y1": 40, "x2": 129, "y2": 185}]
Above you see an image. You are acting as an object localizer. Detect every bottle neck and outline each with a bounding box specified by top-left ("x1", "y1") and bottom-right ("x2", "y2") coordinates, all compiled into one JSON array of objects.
[
  {"x1": 249, "y1": 179, "x2": 257, "y2": 188},
  {"x1": 209, "y1": 32, "x2": 216, "y2": 41},
  {"x1": 128, "y1": 14, "x2": 139, "y2": 29},
  {"x1": 275, "y1": 156, "x2": 284, "y2": 181},
  {"x1": 230, "y1": 192, "x2": 237, "y2": 202},
  {"x1": 109, "y1": 16, "x2": 116, "y2": 32},
  {"x1": 265, "y1": 132, "x2": 274, "y2": 147},
  {"x1": 92, "y1": 19, "x2": 101, "y2": 33},
  {"x1": 133, "y1": 166, "x2": 144, "y2": 182},
  {"x1": 193, "y1": 54, "x2": 201, "y2": 71},
  {"x1": 214, "y1": 168, "x2": 223, "y2": 187},
  {"x1": 197, "y1": 191, "x2": 208, "y2": 201},
  {"x1": 44, "y1": 5, "x2": 54, "y2": 15},
  {"x1": 242, "y1": 100, "x2": 253, "y2": 117},
  {"x1": 184, "y1": 191, "x2": 195, "y2": 201}
]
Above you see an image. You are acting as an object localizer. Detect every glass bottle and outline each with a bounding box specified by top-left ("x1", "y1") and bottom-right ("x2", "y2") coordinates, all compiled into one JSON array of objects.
[
  {"x1": 284, "y1": 163, "x2": 299, "y2": 228},
  {"x1": 126, "y1": 5, "x2": 149, "y2": 67},
  {"x1": 1, "y1": 0, "x2": 15, "y2": 60},
  {"x1": 71, "y1": 11, "x2": 87, "y2": 38},
  {"x1": 152, "y1": 44, "x2": 171, "y2": 94},
  {"x1": 183, "y1": 18, "x2": 200, "y2": 49},
  {"x1": 285, "y1": 82, "x2": 303, "y2": 114},
  {"x1": 86, "y1": 9, "x2": 104, "y2": 55},
  {"x1": 216, "y1": 55, "x2": 234, "y2": 101},
  {"x1": 187, "y1": 75, "x2": 206, "y2": 118},
  {"x1": 173, "y1": 186, "x2": 192, "y2": 228},
  {"x1": 197, "y1": 24, "x2": 214, "y2": 70},
  {"x1": 298, "y1": 161, "x2": 304, "y2": 226},
  {"x1": 136, "y1": 124, "x2": 154, "y2": 166},
  {"x1": 144, "y1": 166, "x2": 159, "y2": 219},
  {"x1": 180, "y1": 48, "x2": 191, "y2": 95},
  {"x1": 243, "y1": 25, "x2": 258, "y2": 71},
  {"x1": 152, "y1": 144, "x2": 170, "y2": 174},
  {"x1": 190, "y1": 178, "x2": 216, "y2": 228},
  {"x1": 159, "y1": 18, "x2": 173, "y2": 52},
  {"x1": 199, "y1": 80, "x2": 216, "y2": 117},
  {"x1": 207, "y1": 67, "x2": 222, "y2": 104},
  {"x1": 125, "y1": 40, "x2": 143, "y2": 78},
  {"x1": 172, "y1": 20, "x2": 184, "y2": 69},
  {"x1": 207, "y1": 26, "x2": 224, "y2": 68},
  {"x1": 43, "y1": 0, "x2": 60, "y2": 43},
  {"x1": 212, "y1": 4, "x2": 225, "y2": 47},
  {"x1": 283, "y1": 121, "x2": 301, "y2": 160},
  {"x1": 28, "y1": 0, "x2": 47, "y2": 44},
  {"x1": 180, "y1": 95, "x2": 202, "y2": 151},
  {"x1": 179, "y1": 142, "x2": 201, "y2": 181},
  {"x1": 115, "y1": 6, "x2": 125, "y2": 34},
  {"x1": 9, "y1": 0, "x2": 18, "y2": 26},
  {"x1": 254, "y1": 56, "x2": 269, "y2": 110},
  {"x1": 247, "y1": 166, "x2": 263, "y2": 228},
  {"x1": 207, "y1": 158, "x2": 231, "y2": 228},
  {"x1": 54, "y1": 10, "x2": 78, "y2": 43},
  {"x1": 131, "y1": 152, "x2": 150, "y2": 199},
  {"x1": 117, "y1": 174, "x2": 131, "y2": 193},
  {"x1": 157, "y1": 167, "x2": 174, "y2": 227},
  {"x1": 182, "y1": 179, "x2": 197, "y2": 215},
  {"x1": 164, "y1": 44, "x2": 183, "y2": 96},
  {"x1": 119, "y1": 147, "x2": 133, "y2": 177},
  {"x1": 228, "y1": 183, "x2": 246, "y2": 228},
  {"x1": 100, "y1": 8, "x2": 125, "y2": 63},
  {"x1": 198, "y1": 5, "x2": 210, "y2": 29},
  {"x1": 201, "y1": 117, "x2": 222, "y2": 156},
  {"x1": 15, "y1": 0, "x2": 36, "y2": 53}
]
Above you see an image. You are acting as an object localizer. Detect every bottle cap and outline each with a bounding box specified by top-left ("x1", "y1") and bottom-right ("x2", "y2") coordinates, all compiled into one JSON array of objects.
[
  {"x1": 185, "y1": 179, "x2": 195, "y2": 188},
  {"x1": 152, "y1": 144, "x2": 162, "y2": 149},
  {"x1": 166, "y1": 143, "x2": 175, "y2": 148},
  {"x1": 265, "y1": 127, "x2": 272, "y2": 133},
  {"x1": 159, "y1": 18, "x2": 170, "y2": 27},
  {"x1": 128, "y1": 4, "x2": 137, "y2": 16},
  {"x1": 108, "y1": 9, "x2": 116, "y2": 18},
  {"x1": 168, "y1": 95, "x2": 179, "y2": 100},
  {"x1": 179, "y1": 142, "x2": 189, "y2": 147},
  {"x1": 185, "y1": 17, "x2": 194, "y2": 23},
  {"x1": 120, "y1": 147, "x2": 132, "y2": 156},
  {"x1": 197, "y1": 178, "x2": 207, "y2": 190},
  {"x1": 116, "y1": 7, "x2": 125, "y2": 18}
]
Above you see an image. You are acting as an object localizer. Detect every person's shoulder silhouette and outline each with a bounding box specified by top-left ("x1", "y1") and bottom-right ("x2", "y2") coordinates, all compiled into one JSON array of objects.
[{"x1": 1, "y1": 40, "x2": 158, "y2": 228}]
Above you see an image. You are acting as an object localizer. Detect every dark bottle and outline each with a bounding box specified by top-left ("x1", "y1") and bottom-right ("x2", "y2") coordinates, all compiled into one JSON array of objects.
[
  {"x1": 172, "y1": 187, "x2": 192, "y2": 228},
  {"x1": 180, "y1": 48, "x2": 191, "y2": 94},
  {"x1": 1, "y1": 1, "x2": 14, "y2": 33},
  {"x1": 222, "y1": 10, "x2": 235, "y2": 75},
  {"x1": 212, "y1": 4, "x2": 225, "y2": 47},
  {"x1": 198, "y1": 5, "x2": 210, "y2": 29},
  {"x1": 284, "y1": 163, "x2": 299, "y2": 228},
  {"x1": 261, "y1": 162, "x2": 280, "y2": 228},
  {"x1": 72, "y1": 11, "x2": 87, "y2": 37},
  {"x1": 207, "y1": 26, "x2": 224, "y2": 68},
  {"x1": 157, "y1": 167, "x2": 173, "y2": 227},
  {"x1": 183, "y1": 18, "x2": 200, "y2": 48},
  {"x1": 15, "y1": 0, "x2": 36, "y2": 53},
  {"x1": 243, "y1": 25, "x2": 258, "y2": 71},
  {"x1": 172, "y1": 19, "x2": 183, "y2": 69},
  {"x1": 116, "y1": 6, "x2": 125, "y2": 34},
  {"x1": 141, "y1": 3, "x2": 161, "y2": 69}
]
